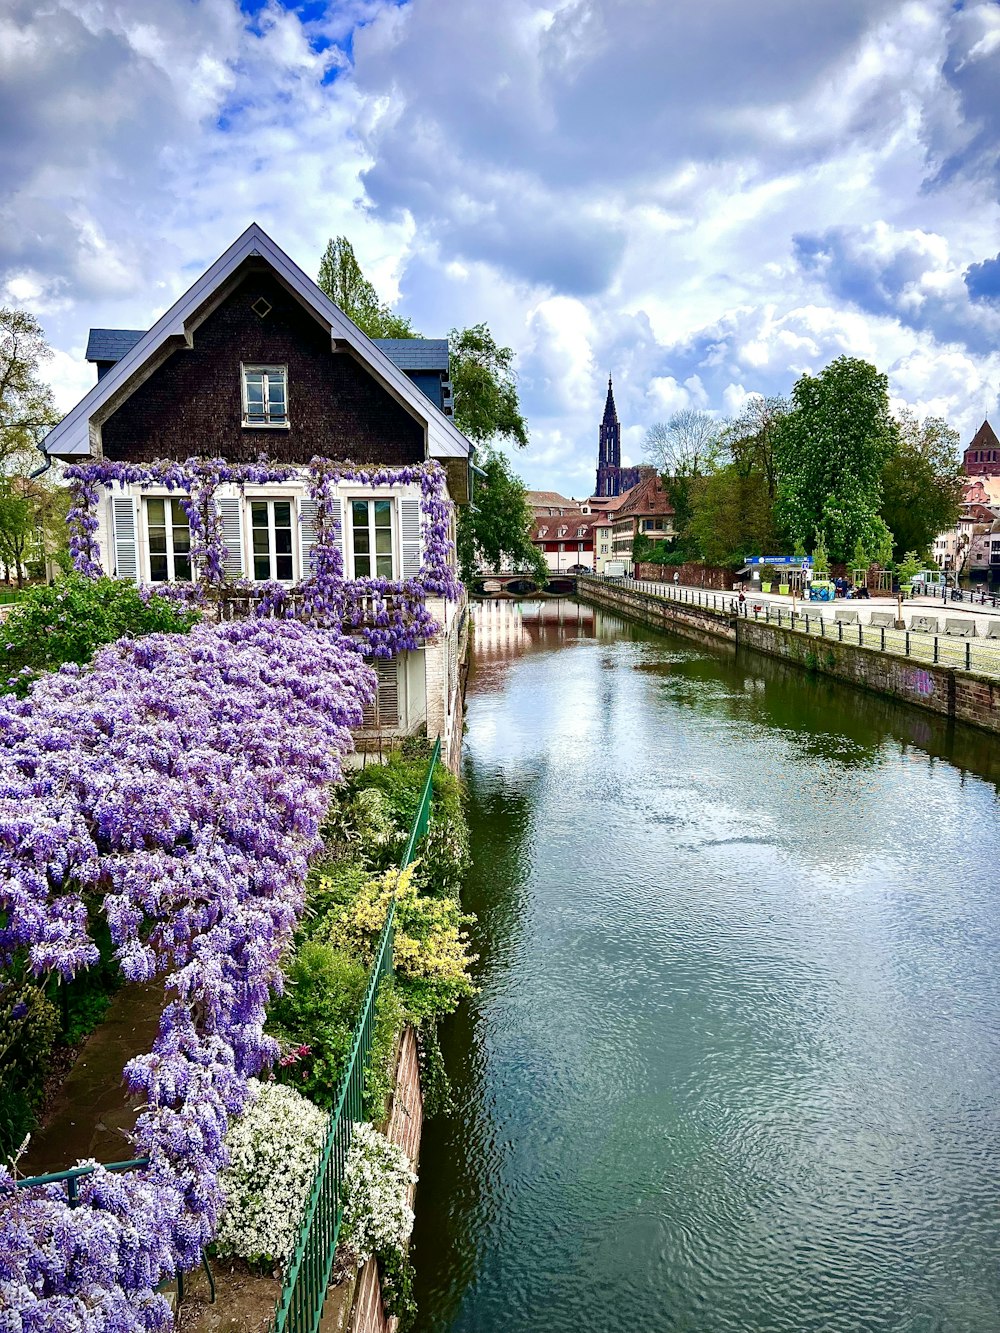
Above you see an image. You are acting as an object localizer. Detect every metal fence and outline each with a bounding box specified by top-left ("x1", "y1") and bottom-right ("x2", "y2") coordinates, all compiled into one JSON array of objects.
[
  {"x1": 585, "y1": 576, "x2": 1000, "y2": 680},
  {"x1": 268, "y1": 735, "x2": 440, "y2": 1333}
]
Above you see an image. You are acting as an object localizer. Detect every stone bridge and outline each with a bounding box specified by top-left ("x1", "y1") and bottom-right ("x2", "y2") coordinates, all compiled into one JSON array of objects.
[{"x1": 471, "y1": 571, "x2": 581, "y2": 598}]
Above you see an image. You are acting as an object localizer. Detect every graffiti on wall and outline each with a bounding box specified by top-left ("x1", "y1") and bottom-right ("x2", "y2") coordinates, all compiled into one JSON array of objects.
[{"x1": 893, "y1": 665, "x2": 936, "y2": 698}]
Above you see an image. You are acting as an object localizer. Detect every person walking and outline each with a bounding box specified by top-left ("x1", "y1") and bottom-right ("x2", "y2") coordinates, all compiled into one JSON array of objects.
[{"x1": 673, "y1": 570, "x2": 680, "y2": 591}]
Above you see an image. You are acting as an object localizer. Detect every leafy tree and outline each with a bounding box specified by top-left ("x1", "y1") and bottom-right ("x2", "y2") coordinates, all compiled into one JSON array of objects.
[
  {"x1": 0, "y1": 308, "x2": 58, "y2": 467},
  {"x1": 812, "y1": 529, "x2": 830, "y2": 577},
  {"x1": 880, "y1": 411, "x2": 962, "y2": 562},
  {"x1": 0, "y1": 475, "x2": 68, "y2": 587},
  {"x1": 456, "y1": 447, "x2": 546, "y2": 583},
  {"x1": 774, "y1": 356, "x2": 895, "y2": 563},
  {"x1": 317, "y1": 236, "x2": 417, "y2": 339},
  {"x1": 316, "y1": 239, "x2": 536, "y2": 577},
  {"x1": 720, "y1": 394, "x2": 788, "y2": 502},
  {"x1": 449, "y1": 324, "x2": 529, "y2": 448},
  {"x1": 688, "y1": 466, "x2": 778, "y2": 568}
]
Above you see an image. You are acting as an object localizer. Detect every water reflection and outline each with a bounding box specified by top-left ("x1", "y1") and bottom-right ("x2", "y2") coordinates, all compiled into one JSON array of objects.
[{"x1": 413, "y1": 602, "x2": 1000, "y2": 1333}]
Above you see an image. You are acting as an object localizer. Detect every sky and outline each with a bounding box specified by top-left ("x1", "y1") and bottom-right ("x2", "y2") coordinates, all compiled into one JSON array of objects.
[{"x1": 2, "y1": 0, "x2": 1000, "y2": 498}]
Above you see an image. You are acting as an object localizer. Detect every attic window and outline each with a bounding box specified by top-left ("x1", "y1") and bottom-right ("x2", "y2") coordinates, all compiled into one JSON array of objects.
[
  {"x1": 241, "y1": 364, "x2": 288, "y2": 427},
  {"x1": 251, "y1": 297, "x2": 273, "y2": 319}
]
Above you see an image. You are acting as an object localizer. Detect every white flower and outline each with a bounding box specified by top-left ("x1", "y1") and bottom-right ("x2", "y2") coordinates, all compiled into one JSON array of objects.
[{"x1": 340, "y1": 1123, "x2": 416, "y2": 1265}]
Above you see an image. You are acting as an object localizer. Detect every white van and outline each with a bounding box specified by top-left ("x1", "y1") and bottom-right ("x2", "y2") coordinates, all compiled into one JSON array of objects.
[{"x1": 604, "y1": 560, "x2": 628, "y2": 580}]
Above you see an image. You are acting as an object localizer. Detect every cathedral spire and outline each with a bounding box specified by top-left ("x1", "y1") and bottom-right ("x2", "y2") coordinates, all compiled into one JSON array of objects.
[{"x1": 603, "y1": 375, "x2": 618, "y2": 424}]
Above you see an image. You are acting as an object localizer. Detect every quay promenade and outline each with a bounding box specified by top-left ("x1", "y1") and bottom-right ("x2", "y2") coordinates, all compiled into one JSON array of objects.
[{"x1": 605, "y1": 576, "x2": 1000, "y2": 680}]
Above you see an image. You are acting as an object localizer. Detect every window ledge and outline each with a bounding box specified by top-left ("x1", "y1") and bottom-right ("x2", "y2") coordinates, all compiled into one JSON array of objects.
[{"x1": 241, "y1": 420, "x2": 291, "y2": 430}]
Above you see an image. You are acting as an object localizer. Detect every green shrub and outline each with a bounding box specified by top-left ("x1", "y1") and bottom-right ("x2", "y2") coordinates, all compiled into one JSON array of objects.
[
  {"x1": 317, "y1": 865, "x2": 477, "y2": 1024},
  {"x1": 0, "y1": 982, "x2": 59, "y2": 1162},
  {"x1": 1, "y1": 574, "x2": 199, "y2": 694},
  {"x1": 268, "y1": 941, "x2": 369, "y2": 1109},
  {"x1": 327, "y1": 753, "x2": 470, "y2": 895}
]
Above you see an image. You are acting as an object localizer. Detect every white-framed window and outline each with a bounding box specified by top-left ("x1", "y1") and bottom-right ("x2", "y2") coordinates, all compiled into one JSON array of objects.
[
  {"x1": 249, "y1": 498, "x2": 295, "y2": 581},
  {"x1": 241, "y1": 364, "x2": 288, "y2": 428},
  {"x1": 348, "y1": 498, "x2": 395, "y2": 579},
  {"x1": 145, "y1": 497, "x2": 193, "y2": 582}
]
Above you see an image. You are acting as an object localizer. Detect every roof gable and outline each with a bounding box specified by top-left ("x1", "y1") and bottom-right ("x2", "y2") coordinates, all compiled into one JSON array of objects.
[{"x1": 45, "y1": 223, "x2": 469, "y2": 462}]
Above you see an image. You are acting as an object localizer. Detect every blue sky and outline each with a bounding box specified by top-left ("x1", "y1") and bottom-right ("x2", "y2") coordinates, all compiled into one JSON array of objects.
[{"x1": 2, "y1": 0, "x2": 999, "y2": 497}]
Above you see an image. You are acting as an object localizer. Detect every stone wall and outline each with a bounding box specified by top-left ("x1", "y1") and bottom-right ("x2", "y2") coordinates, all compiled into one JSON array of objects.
[
  {"x1": 634, "y1": 561, "x2": 735, "y2": 588},
  {"x1": 580, "y1": 579, "x2": 1000, "y2": 736},
  {"x1": 346, "y1": 1027, "x2": 423, "y2": 1333}
]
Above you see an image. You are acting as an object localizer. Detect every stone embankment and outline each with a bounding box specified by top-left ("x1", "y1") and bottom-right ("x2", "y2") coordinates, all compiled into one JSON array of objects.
[{"x1": 580, "y1": 579, "x2": 1000, "y2": 736}]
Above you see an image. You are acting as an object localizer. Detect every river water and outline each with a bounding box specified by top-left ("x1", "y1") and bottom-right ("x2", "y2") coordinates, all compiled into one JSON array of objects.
[{"x1": 411, "y1": 600, "x2": 1000, "y2": 1333}]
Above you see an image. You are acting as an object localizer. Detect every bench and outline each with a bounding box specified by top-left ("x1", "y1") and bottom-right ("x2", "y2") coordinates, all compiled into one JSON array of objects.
[
  {"x1": 833, "y1": 607, "x2": 859, "y2": 623},
  {"x1": 944, "y1": 618, "x2": 976, "y2": 638},
  {"x1": 910, "y1": 615, "x2": 939, "y2": 635},
  {"x1": 869, "y1": 611, "x2": 895, "y2": 628}
]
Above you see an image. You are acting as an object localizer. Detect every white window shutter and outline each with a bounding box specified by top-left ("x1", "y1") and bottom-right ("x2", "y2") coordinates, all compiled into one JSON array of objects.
[
  {"x1": 299, "y1": 497, "x2": 318, "y2": 575},
  {"x1": 111, "y1": 497, "x2": 138, "y2": 582},
  {"x1": 329, "y1": 496, "x2": 344, "y2": 571},
  {"x1": 216, "y1": 498, "x2": 244, "y2": 576},
  {"x1": 362, "y1": 658, "x2": 400, "y2": 729},
  {"x1": 399, "y1": 497, "x2": 422, "y2": 580}
]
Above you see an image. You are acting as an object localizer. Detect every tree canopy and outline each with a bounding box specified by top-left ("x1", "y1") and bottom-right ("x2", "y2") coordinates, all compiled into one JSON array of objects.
[
  {"x1": 880, "y1": 411, "x2": 962, "y2": 562},
  {"x1": 1, "y1": 307, "x2": 57, "y2": 469},
  {"x1": 317, "y1": 237, "x2": 417, "y2": 339},
  {"x1": 455, "y1": 446, "x2": 546, "y2": 584},
  {"x1": 449, "y1": 324, "x2": 529, "y2": 449},
  {"x1": 774, "y1": 356, "x2": 895, "y2": 564}
]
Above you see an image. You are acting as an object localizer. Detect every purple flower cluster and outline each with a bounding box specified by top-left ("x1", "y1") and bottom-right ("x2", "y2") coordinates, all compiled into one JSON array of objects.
[
  {"x1": 0, "y1": 620, "x2": 376, "y2": 1328},
  {"x1": 64, "y1": 456, "x2": 463, "y2": 660}
]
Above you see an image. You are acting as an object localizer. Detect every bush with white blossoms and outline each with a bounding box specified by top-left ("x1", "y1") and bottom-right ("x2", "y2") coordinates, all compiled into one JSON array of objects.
[
  {"x1": 340, "y1": 1123, "x2": 416, "y2": 1266},
  {"x1": 215, "y1": 1080, "x2": 329, "y2": 1266}
]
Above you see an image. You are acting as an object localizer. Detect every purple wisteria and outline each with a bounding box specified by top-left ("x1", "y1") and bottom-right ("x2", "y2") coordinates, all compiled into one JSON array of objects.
[
  {"x1": 0, "y1": 620, "x2": 376, "y2": 1329},
  {"x1": 64, "y1": 456, "x2": 461, "y2": 661}
]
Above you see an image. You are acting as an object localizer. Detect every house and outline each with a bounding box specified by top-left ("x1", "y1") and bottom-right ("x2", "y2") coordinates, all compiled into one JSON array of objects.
[
  {"x1": 530, "y1": 514, "x2": 596, "y2": 572},
  {"x1": 41, "y1": 223, "x2": 471, "y2": 768},
  {"x1": 609, "y1": 468, "x2": 676, "y2": 572}
]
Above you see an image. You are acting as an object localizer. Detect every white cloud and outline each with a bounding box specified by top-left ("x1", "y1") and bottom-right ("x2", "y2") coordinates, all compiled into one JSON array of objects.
[{"x1": 3, "y1": 0, "x2": 1000, "y2": 493}]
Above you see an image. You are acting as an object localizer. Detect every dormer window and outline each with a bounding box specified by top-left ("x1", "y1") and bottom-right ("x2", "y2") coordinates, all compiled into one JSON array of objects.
[{"x1": 241, "y1": 364, "x2": 288, "y2": 427}]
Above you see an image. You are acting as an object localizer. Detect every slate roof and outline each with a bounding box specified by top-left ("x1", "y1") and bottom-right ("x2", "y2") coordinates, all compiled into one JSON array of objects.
[
  {"x1": 85, "y1": 329, "x2": 145, "y2": 362},
  {"x1": 373, "y1": 339, "x2": 449, "y2": 371},
  {"x1": 614, "y1": 467, "x2": 675, "y2": 519},
  {"x1": 85, "y1": 328, "x2": 449, "y2": 376}
]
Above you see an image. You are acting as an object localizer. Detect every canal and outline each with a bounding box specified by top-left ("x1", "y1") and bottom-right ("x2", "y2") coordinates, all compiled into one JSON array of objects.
[{"x1": 411, "y1": 601, "x2": 1000, "y2": 1333}]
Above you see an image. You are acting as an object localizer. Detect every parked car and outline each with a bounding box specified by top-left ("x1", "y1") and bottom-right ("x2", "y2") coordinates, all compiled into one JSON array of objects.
[{"x1": 567, "y1": 564, "x2": 591, "y2": 574}]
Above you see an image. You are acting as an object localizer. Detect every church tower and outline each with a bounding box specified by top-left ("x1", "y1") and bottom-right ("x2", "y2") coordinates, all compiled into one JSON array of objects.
[
  {"x1": 595, "y1": 377, "x2": 622, "y2": 498},
  {"x1": 594, "y1": 376, "x2": 639, "y2": 498}
]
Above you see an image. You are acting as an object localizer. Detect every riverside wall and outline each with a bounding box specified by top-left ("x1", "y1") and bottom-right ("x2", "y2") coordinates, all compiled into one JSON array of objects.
[
  {"x1": 579, "y1": 579, "x2": 1000, "y2": 737},
  {"x1": 323, "y1": 1027, "x2": 424, "y2": 1333}
]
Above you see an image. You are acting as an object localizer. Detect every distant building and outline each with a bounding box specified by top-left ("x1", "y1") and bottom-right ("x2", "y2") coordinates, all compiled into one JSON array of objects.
[
  {"x1": 531, "y1": 514, "x2": 596, "y2": 572},
  {"x1": 594, "y1": 377, "x2": 640, "y2": 499},
  {"x1": 932, "y1": 422, "x2": 1000, "y2": 581},
  {"x1": 609, "y1": 468, "x2": 675, "y2": 573}
]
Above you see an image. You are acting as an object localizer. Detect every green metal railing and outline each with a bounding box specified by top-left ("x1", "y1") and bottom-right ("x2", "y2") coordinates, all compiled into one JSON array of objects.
[{"x1": 269, "y1": 736, "x2": 440, "y2": 1333}]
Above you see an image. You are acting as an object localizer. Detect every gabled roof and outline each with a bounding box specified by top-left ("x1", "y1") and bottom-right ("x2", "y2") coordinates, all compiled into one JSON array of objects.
[
  {"x1": 965, "y1": 419, "x2": 999, "y2": 455},
  {"x1": 84, "y1": 329, "x2": 451, "y2": 376},
  {"x1": 44, "y1": 223, "x2": 469, "y2": 461},
  {"x1": 614, "y1": 467, "x2": 674, "y2": 518},
  {"x1": 85, "y1": 329, "x2": 145, "y2": 362}
]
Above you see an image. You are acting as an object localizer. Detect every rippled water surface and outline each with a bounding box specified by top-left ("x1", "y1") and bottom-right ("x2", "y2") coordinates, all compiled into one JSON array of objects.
[{"x1": 412, "y1": 602, "x2": 1000, "y2": 1333}]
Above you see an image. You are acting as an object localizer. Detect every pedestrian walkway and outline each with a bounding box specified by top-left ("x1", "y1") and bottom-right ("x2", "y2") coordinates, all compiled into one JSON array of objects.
[{"x1": 602, "y1": 576, "x2": 1000, "y2": 679}]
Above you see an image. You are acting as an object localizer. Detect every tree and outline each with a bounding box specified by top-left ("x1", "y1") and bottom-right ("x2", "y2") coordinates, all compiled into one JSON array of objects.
[
  {"x1": 455, "y1": 447, "x2": 546, "y2": 584},
  {"x1": 688, "y1": 466, "x2": 778, "y2": 568},
  {"x1": 449, "y1": 325, "x2": 528, "y2": 448},
  {"x1": 880, "y1": 411, "x2": 962, "y2": 562},
  {"x1": 317, "y1": 237, "x2": 417, "y2": 339},
  {"x1": 720, "y1": 395, "x2": 788, "y2": 501},
  {"x1": 644, "y1": 410, "x2": 721, "y2": 551},
  {"x1": 774, "y1": 356, "x2": 895, "y2": 563},
  {"x1": 1, "y1": 307, "x2": 57, "y2": 470}
]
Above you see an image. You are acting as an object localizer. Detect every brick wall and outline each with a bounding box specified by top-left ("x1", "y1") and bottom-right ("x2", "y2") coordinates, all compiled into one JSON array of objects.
[
  {"x1": 634, "y1": 562, "x2": 734, "y2": 588},
  {"x1": 101, "y1": 266, "x2": 425, "y2": 466}
]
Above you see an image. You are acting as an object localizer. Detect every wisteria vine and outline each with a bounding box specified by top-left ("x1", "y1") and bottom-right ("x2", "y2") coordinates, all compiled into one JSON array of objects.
[
  {"x1": 0, "y1": 620, "x2": 376, "y2": 1330},
  {"x1": 64, "y1": 457, "x2": 462, "y2": 659}
]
